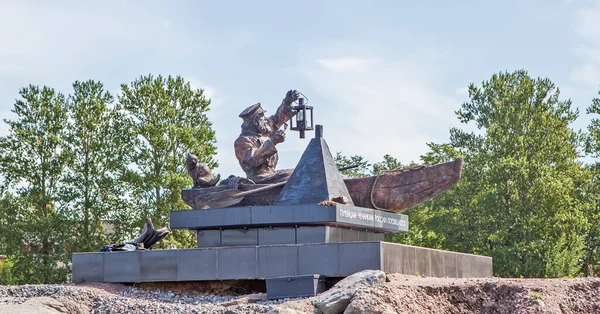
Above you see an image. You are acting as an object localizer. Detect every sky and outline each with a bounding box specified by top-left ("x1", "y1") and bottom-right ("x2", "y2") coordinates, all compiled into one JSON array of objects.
[{"x1": 1, "y1": 0, "x2": 600, "y2": 178}]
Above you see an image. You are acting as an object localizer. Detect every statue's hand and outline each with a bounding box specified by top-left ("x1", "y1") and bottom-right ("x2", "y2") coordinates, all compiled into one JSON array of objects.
[
  {"x1": 285, "y1": 90, "x2": 300, "y2": 104},
  {"x1": 270, "y1": 129, "x2": 286, "y2": 145}
]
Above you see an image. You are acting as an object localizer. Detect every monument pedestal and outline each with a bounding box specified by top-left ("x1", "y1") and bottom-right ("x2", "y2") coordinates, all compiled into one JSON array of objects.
[{"x1": 72, "y1": 241, "x2": 492, "y2": 284}]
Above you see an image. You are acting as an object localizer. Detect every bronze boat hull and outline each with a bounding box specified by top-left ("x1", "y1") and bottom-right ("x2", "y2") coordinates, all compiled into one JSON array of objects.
[{"x1": 182, "y1": 158, "x2": 463, "y2": 213}]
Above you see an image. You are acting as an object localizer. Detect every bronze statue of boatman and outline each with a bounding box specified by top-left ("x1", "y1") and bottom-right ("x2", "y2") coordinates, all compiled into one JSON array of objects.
[{"x1": 234, "y1": 90, "x2": 300, "y2": 184}]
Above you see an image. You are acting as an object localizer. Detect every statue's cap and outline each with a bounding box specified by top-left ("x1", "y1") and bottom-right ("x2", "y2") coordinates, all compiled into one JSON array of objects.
[{"x1": 239, "y1": 102, "x2": 265, "y2": 119}]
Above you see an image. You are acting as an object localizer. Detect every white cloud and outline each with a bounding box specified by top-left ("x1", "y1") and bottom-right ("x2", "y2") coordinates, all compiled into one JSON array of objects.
[
  {"x1": 185, "y1": 77, "x2": 219, "y2": 107},
  {"x1": 299, "y1": 57, "x2": 460, "y2": 165},
  {"x1": 0, "y1": 2, "x2": 194, "y2": 80},
  {"x1": 570, "y1": 2, "x2": 600, "y2": 86},
  {"x1": 455, "y1": 87, "x2": 469, "y2": 97},
  {"x1": 317, "y1": 57, "x2": 377, "y2": 73}
]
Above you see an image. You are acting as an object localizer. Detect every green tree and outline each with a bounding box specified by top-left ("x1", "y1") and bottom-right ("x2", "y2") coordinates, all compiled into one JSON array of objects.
[
  {"x1": 372, "y1": 154, "x2": 403, "y2": 174},
  {"x1": 118, "y1": 74, "x2": 217, "y2": 248},
  {"x1": 583, "y1": 90, "x2": 600, "y2": 276},
  {"x1": 429, "y1": 70, "x2": 589, "y2": 278},
  {"x1": 334, "y1": 152, "x2": 371, "y2": 178},
  {"x1": 62, "y1": 80, "x2": 133, "y2": 252},
  {"x1": 0, "y1": 85, "x2": 71, "y2": 284}
]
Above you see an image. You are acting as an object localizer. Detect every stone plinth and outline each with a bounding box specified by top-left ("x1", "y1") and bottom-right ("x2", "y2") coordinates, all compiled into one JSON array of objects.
[
  {"x1": 170, "y1": 204, "x2": 409, "y2": 233},
  {"x1": 72, "y1": 242, "x2": 493, "y2": 283}
]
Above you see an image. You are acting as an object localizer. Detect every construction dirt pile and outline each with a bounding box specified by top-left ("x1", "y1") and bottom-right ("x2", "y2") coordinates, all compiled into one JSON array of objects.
[{"x1": 0, "y1": 273, "x2": 598, "y2": 314}]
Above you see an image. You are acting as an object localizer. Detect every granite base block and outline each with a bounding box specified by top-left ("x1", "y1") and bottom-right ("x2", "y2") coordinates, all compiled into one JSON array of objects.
[
  {"x1": 170, "y1": 204, "x2": 408, "y2": 233},
  {"x1": 72, "y1": 242, "x2": 492, "y2": 283}
]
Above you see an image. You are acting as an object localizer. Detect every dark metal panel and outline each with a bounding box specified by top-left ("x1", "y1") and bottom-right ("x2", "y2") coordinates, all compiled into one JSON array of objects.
[
  {"x1": 338, "y1": 242, "x2": 381, "y2": 275},
  {"x1": 341, "y1": 229, "x2": 359, "y2": 242},
  {"x1": 296, "y1": 226, "x2": 327, "y2": 244},
  {"x1": 72, "y1": 253, "x2": 103, "y2": 283},
  {"x1": 221, "y1": 228, "x2": 258, "y2": 246},
  {"x1": 298, "y1": 243, "x2": 339, "y2": 276},
  {"x1": 266, "y1": 275, "x2": 326, "y2": 299},
  {"x1": 217, "y1": 247, "x2": 258, "y2": 279},
  {"x1": 178, "y1": 248, "x2": 218, "y2": 280},
  {"x1": 257, "y1": 246, "x2": 298, "y2": 278},
  {"x1": 140, "y1": 250, "x2": 178, "y2": 282},
  {"x1": 326, "y1": 227, "x2": 343, "y2": 243},
  {"x1": 258, "y1": 227, "x2": 296, "y2": 245},
  {"x1": 251, "y1": 205, "x2": 295, "y2": 225},
  {"x1": 197, "y1": 230, "x2": 221, "y2": 247},
  {"x1": 103, "y1": 251, "x2": 140, "y2": 283},
  {"x1": 292, "y1": 204, "x2": 337, "y2": 224}
]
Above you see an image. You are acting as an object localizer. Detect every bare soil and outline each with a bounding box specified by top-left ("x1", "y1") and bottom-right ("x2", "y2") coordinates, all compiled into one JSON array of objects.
[{"x1": 1, "y1": 274, "x2": 599, "y2": 313}]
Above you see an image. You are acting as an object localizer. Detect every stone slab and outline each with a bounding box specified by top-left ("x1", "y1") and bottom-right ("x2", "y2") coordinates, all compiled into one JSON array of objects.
[
  {"x1": 170, "y1": 204, "x2": 408, "y2": 233},
  {"x1": 72, "y1": 242, "x2": 492, "y2": 283}
]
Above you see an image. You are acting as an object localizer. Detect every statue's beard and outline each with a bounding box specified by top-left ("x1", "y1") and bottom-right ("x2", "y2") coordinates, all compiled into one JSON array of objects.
[{"x1": 253, "y1": 118, "x2": 272, "y2": 135}]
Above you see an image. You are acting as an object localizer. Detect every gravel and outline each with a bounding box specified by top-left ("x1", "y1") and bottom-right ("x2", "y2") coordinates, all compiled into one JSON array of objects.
[{"x1": 0, "y1": 284, "x2": 308, "y2": 313}]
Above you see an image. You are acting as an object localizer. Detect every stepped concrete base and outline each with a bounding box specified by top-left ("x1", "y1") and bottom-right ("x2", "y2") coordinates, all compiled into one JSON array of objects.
[
  {"x1": 72, "y1": 242, "x2": 492, "y2": 283},
  {"x1": 198, "y1": 226, "x2": 384, "y2": 247}
]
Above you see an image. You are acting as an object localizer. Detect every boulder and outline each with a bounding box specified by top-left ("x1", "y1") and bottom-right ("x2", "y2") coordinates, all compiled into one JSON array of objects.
[{"x1": 313, "y1": 270, "x2": 386, "y2": 314}]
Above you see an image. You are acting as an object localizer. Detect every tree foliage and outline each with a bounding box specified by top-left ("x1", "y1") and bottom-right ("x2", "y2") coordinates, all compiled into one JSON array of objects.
[
  {"x1": 0, "y1": 85, "x2": 72, "y2": 284},
  {"x1": 334, "y1": 152, "x2": 371, "y2": 178},
  {"x1": 118, "y1": 74, "x2": 218, "y2": 248},
  {"x1": 62, "y1": 80, "x2": 132, "y2": 251},
  {"x1": 584, "y1": 90, "x2": 600, "y2": 276},
  {"x1": 446, "y1": 70, "x2": 589, "y2": 278}
]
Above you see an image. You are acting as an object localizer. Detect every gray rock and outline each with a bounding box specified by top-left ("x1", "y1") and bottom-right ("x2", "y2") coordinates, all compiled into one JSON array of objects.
[{"x1": 314, "y1": 270, "x2": 386, "y2": 314}]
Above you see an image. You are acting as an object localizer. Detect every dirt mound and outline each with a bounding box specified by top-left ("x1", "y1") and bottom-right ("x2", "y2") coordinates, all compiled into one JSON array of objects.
[
  {"x1": 283, "y1": 275, "x2": 600, "y2": 314},
  {"x1": 1, "y1": 275, "x2": 599, "y2": 313}
]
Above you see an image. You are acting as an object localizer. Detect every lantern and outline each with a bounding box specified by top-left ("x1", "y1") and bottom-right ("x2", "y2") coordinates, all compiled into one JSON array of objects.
[{"x1": 290, "y1": 97, "x2": 314, "y2": 139}]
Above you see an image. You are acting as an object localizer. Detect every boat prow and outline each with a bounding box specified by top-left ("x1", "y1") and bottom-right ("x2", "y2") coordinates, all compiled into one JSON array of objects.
[{"x1": 345, "y1": 158, "x2": 463, "y2": 212}]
